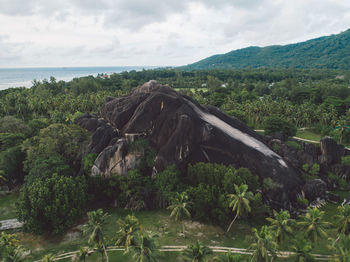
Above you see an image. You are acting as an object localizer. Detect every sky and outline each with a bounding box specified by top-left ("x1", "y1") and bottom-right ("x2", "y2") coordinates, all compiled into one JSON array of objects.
[{"x1": 1, "y1": 0, "x2": 350, "y2": 68}]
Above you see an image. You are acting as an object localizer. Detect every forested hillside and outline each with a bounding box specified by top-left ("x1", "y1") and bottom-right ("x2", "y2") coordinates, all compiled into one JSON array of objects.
[{"x1": 185, "y1": 29, "x2": 350, "y2": 70}]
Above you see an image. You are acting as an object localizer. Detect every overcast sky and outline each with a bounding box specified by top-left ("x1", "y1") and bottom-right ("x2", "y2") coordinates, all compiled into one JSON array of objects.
[{"x1": 1, "y1": 0, "x2": 350, "y2": 68}]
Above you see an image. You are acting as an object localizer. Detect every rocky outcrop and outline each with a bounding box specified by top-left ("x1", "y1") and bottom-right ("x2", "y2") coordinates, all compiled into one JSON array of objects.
[
  {"x1": 77, "y1": 80, "x2": 305, "y2": 210},
  {"x1": 77, "y1": 113, "x2": 117, "y2": 154},
  {"x1": 302, "y1": 179, "x2": 327, "y2": 201},
  {"x1": 319, "y1": 136, "x2": 344, "y2": 165},
  {"x1": 268, "y1": 138, "x2": 320, "y2": 168}
]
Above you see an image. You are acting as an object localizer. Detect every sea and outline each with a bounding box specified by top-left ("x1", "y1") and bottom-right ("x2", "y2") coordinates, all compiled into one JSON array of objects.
[{"x1": 0, "y1": 66, "x2": 156, "y2": 90}]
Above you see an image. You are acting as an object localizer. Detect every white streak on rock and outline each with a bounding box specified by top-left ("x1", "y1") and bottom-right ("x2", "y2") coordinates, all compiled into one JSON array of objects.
[{"x1": 186, "y1": 99, "x2": 288, "y2": 168}]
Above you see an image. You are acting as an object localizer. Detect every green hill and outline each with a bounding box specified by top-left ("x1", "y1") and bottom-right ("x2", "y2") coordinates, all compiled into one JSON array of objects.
[{"x1": 184, "y1": 29, "x2": 350, "y2": 69}]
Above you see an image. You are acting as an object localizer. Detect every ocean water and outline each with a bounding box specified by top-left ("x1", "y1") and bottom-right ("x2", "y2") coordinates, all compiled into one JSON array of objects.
[{"x1": 0, "y1": 66, "x2": 154, "y2": 90}]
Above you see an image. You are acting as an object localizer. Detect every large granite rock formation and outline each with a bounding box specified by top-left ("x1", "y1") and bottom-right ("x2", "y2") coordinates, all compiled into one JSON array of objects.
[
  {"x1": 77, "y1": 80, "x2": 303, "y2": 210},
  {"x1": 319, "y1": 136, "x2": 344, "y2": 165}
]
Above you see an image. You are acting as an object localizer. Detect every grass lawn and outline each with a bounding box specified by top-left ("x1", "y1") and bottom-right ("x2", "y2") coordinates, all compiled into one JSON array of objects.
[
  {"x1": 295, "y1": 129, "x2": 322, "y2": 142},
  {"x1": 1, "y1": 190, "x2": 348, "y2": 261},
  {"x1": 0, "y1": 192, "x2": 19, "y2": 220},
  {"x1": 16, "y1": 208, "x2": 252, "y2": 261}
]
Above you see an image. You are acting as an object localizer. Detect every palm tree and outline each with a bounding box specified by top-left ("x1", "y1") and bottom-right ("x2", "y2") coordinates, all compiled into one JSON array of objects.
[
  {"x1": 297, "y1": 207, "x2": 330, "y2": 242},
  {"x1": 226, "y1": 184, "x2": 254, "y2": 233},
  {"x1": 291, "y1": 239, "x2": 314, "y2": 262},
  {"x1": 334, "y1": 205, "x2": 350, "y2": 235},
  {"x1": 167, "y1": 192, "x2": 191, "y2": 235},
  {"x1": 214, "y1": 251, "x2": 247, "y2": 262},
  {"x1": 83, "y1": 209, "x2": 110, "y2": 262},
  {"x1": 329, "y1": 234, "x2": 350, "y2": 262},
  {"x1": 130, "y1": 232, "x2": 158, "y2": 262},
  {"x1": 182, "y1": 241, "x2": 213, "y2": 262},
  {"x1": 2, "y1": 246, "x2": 25, "y2": 262},
  {"x1": 42, "y1": 253, "x2": 55, "y2": 262},
  {"x1": 335, "y1": 119, "x2": 348, "y2": 144},
  {"x1": 115, "y1": 215, "x2": 141, "y2": 254},
  {"x1": 266, "y1": 210, "x2": 295, "y2": 243},
  {"x1": 95, "y1": 242, "x2": 107, "y2": 262},
  {"x1": 249, "y1": 226, "x2": 277, "y2": 262},
  {"x1": 72, "y1": 247, "x2": 90, "y2": 262}
]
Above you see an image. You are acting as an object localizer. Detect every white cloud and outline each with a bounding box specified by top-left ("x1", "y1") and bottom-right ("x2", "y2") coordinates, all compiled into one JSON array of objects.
[
  {"x1": 0, "y1": 0, "x2": 349, "y2": 67},
  {"x1": 0, "y1": 35, "x2": 24, "y2": 65}
]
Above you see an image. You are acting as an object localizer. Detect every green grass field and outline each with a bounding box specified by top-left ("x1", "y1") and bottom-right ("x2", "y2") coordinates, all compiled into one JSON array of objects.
[
  {"x1": 295, "y1": 129, "x2": 322, "y2": 142},
  {"x1": 0, "y1": 189, "x2": 348, "y2": 261},
  {"x1": 0, "y1": 193, "x2": 19, "y2": 220}
]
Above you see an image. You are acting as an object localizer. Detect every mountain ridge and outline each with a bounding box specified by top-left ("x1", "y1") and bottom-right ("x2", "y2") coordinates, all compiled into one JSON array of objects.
[{"x1": 184, "y1": 29, "x2": 350, "y2": 70}]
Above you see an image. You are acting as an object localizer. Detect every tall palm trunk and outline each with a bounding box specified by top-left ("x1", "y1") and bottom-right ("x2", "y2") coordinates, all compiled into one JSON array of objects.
[
  {"x1": 226, "y1": 213, "x2": 239, "y2": 233},
  {"x1": 103, "y1": 243, "x2": 109, "y2": 262},
  {"x1": 101, "y1": 250, "x2": 105, "y2": 262}
]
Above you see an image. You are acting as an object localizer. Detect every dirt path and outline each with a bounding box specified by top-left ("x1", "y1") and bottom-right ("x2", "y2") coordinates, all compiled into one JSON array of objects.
[
  {"x1": 43, "y1": 245, "x2": 331, "y2": 261},
  {"x1": 0, "y1": 218, "x2": 23, "y2": 230}
]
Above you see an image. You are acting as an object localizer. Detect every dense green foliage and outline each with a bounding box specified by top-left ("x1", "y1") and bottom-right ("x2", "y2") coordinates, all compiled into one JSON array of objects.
[
  {"x1": 16, "y1": 174, "x2": 87, "y2": 235},
  {"x1": 22, "y1": 123, "x2": 89, "y2": 173},
  {"x1": 154, "y1": 164, "x2": 184, "y2": 205},
  {"x1": 0, "y1": 67, "x2": 349, "y2": 242},
  {"x1": 185, "y1": 163, "x2": 266, "y2": 225},
  {"x1": 185, "y1": 29, "x2": 350, "y2": 70},
  {"x1": 263, "y1": 115, "x2": 297, "y2": 138}
]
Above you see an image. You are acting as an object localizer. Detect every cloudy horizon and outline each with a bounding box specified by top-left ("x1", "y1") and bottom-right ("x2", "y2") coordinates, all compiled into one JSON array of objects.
[{"x1": 1, "y1": 0, "x2": 350, "y2": 68}]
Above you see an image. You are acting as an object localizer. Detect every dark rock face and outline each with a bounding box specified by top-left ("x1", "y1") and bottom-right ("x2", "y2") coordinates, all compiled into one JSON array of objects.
[
  {"x1": 77, "y1": 80, "x2": 304, "y2": 210},
  {"x1": 302, "y1": 179, "x2": 327, "y2": 201},
  {"x1": 77, "y1": 113, "x2": 117, "y2": 154},
  {"x1": 268, "y1": 139, "x2": 319, "y2": 168},
  {"x1": 330, "y1": 164, "x2": 350, "y2": 182},
  {"x1": 319, "y1": 136, "x2": 344, "y2": 165}
]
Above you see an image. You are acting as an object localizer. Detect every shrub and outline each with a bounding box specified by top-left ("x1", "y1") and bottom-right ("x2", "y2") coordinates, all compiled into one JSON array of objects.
[
  {"x1": 297, "y1": 195, "x2": 309, "y2": 207},
  {"x1": 341, "y1": 155, "x2": 350, "y2": 166},
  {"x1": 129, "y1": 138, "x2": 156, "y2": 175},
  {"x1": 309, "y1": 163, "x2": 320, "y2": 176},
  {"x1": 272, "y1": 143, "x2": 280, "y2": 152},
  {"x1": 262, "y1": 178, "x2": 281, "y2": 193},
  {"x1": 250, "y1": 193, "x2": 271, "y2": 220},
  {"x1": 301, "y1": 163, "x2": 320, "y2": 181},
  {"x1": 0, "y1": 133, "x2": 25, "y2": 151},
  {"x1": 119, "y1": 169, "x2": 154, "y2": 210},
  {"x1": 286, "y1": 140, "x2": 302, "y2": 151},
  {"x1": 186, "y1": 184, "x2": 230, "y2": 225},
  {"x1": 0, "y1": 116, "x2": 31, "y2": 136},
  {"x1": 185, "y1": 163, "x2": 260, "y2": 225},
  {"x1": 87, "y1": 175, "x2": 122, "y2": 204},
  {"x1": 327, "y1": 172, "x2": 348, "y2": 190},
  {"x1": 22, "y1": 123, "x2": 89, "y2": 173},
  {"x1": 16, "y1": 174, "x2": 87, "y2": 235},
  {"x1": 154, "y1": 165, "x2": 185, "y2": 204},
  {"x1": 27, "y1": 118, "x2": 50, "y2": 136},
  {"x1": 24, "y1": 155, "x2": 73, "y2": 185},
  {"x1": 0, "y1": 146, "x2": 25, "y2": 186},
  {"x1": 83, "y1": 153, "x2": 98, "y2": 175},
  {"x1": 187, "y1": 163, "x2": 259, "y2": 193}
]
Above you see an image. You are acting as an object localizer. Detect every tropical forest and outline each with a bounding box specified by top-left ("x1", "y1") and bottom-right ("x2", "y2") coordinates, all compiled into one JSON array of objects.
[{"x1": 0, "y1": 65, "x2": 350, "y2": 262}]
